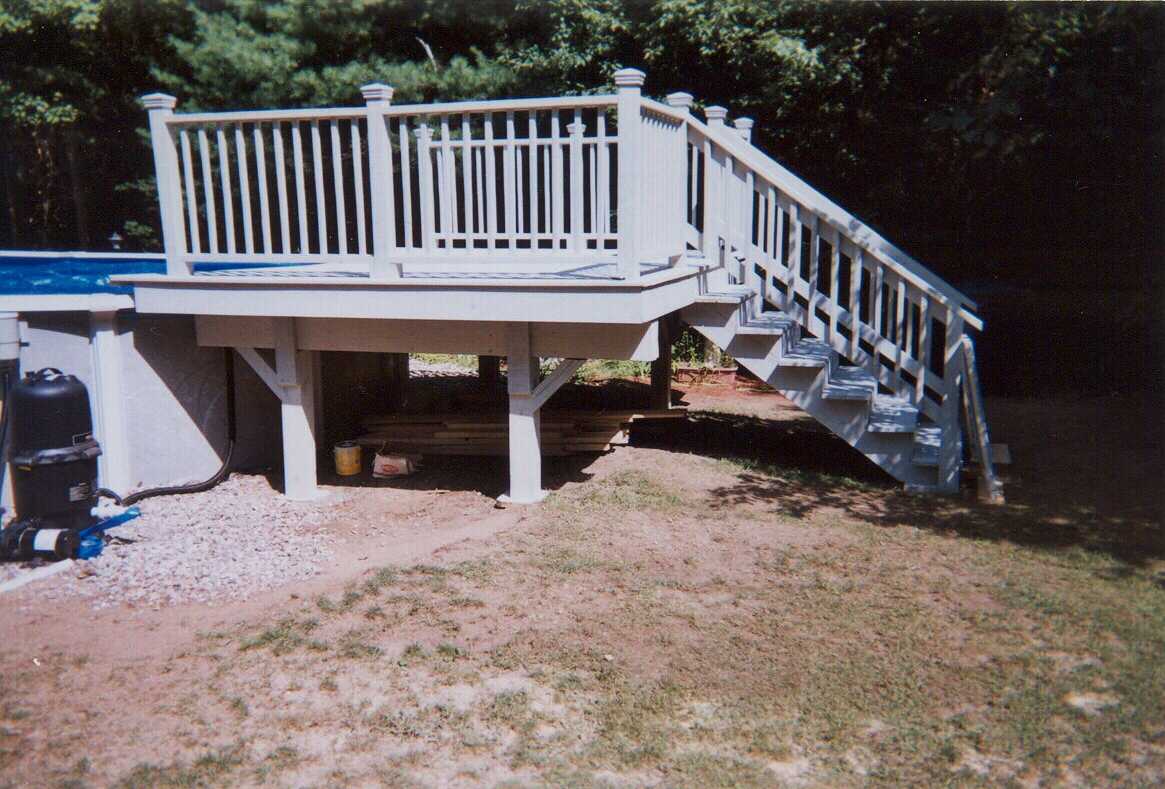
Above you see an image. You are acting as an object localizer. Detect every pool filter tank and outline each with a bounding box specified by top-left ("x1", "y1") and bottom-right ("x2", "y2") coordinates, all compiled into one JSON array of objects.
[{"x1": 5, "y1": 369, "x2": 101, "y2": 532}]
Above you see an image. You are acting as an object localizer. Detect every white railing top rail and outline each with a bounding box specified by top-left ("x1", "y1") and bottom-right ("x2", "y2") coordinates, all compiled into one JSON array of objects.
[
  {"x1": 164, "y1": 94, "x2": 619, "y2": 127},
  {"x1": 683, "y1": 111, "x2": 979, "y2": 322}
]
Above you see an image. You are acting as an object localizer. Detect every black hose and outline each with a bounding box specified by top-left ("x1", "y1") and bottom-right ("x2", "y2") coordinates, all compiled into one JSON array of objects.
[{"x1": 119, "y1": 347, "x2": 238, "y2": 506}]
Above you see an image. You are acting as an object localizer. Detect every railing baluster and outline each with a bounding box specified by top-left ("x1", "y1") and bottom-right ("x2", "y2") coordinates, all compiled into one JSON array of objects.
[
  {"x1": 505, "y1": 110, "x2": 518, "y2": 248},
  {"x1": 597, "y1": 110, "x2": 609, "y2": 239},
  {"x1": 515, "y1": 119, "x2": 525, "y2": 237},
  {"x1": 398, "y1": 117, "x2": 413, "y2": 249},
  {"x1": 872, "y1": 262, "x2": 885, "y2": 343},
  {"x1": 568, "y1": 112, "x2": 585, "y2": 253},
  {"x1": 252, "y1": 126, "x2": 271, "y2": 253},
  {"x1": 916, "y1": 295, "x2": 930, "y2": 402},
  {"x1": 235, "y1": 126, "x2": 255, "y2": 254},
  {"x1": 829, "y1": 225, "x2": 841, "y2": 341},
  {"x1": 461, "y1": 116, "x2": 474, "y2": 245},
  {"x1": 330, "y1": 120, "x2": 347, "y2": 255},
  {"x1": 350, "y1": 121, "x2": 366, "y2": 256},
  {"x1": 197, "y1": 128, "x2": 218, "y2": 254},
  {"x1": 438, "y1": 115, "x2": 453, "y2": 246},
  {"x1": 849, "y1": 247, "x2": 863, "y2": 358},
  {"x1": 216, "y1": 127, "x2": 236, "y2": 254},
  {"x1": 290, "y1": 123, "x2": 308, "y2": 253},
  {"x1": 474, "y1": 145, "x2": 485, "y2": 237},
  {"x1": 588, "y1": 130, "x2": 598, "y2": 243},
  {"x1": 310, "y1": 121, "x2": 327, "y2": 253},
  {"x1": 415, "y1": 123, "x2": 435, "y2": 254},
  {"x1": 895, "y1": 278, "x2": 907, "y2": 384},
  {"x1": 529, "y1": 113, "x2": 540, "y2": 241},
  {"x1": 547, "y1": 108, "x2": 561, "y2": 245},
  {"x1": 179, "y1": 129, "x2": 201, "y2": 254},
  {"x1": 483, "y1": 113, "x2": 497, "y2": 250},
  {"x1": 273, "y1": 123, "x2": 292, "y2": 254}
]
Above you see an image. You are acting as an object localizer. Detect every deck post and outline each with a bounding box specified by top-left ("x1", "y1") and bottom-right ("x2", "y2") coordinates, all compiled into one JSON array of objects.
[
  {"x1": 362, "y1": 83, "x2": 401, "y2": 279},
  {"x1": 273, "y1": 318, "x2": 319, "y2": 500},
  {"x1": 938, "y1": 308, "x2": 965, "y2": 493},
  {"x1": 614, "y1": 68, "x2": 646, "y2": 281},
  {"x1": 733, "y1": 117, "x2": 754, "y2": 144},
  {"x1": 142, "y1": 93, "x2": 190, "y2": 276},
  {"x1": 650, "y1": 313, "x2": 673, "y2": 410},
  {"x1": 502, "y1": 323, "x2": 545, "y2": 504}
]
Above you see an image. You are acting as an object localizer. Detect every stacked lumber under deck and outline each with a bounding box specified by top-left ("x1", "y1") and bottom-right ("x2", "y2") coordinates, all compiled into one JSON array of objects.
[{"x1": 358, "y1": 410, "x2": 686, "y2": 456}]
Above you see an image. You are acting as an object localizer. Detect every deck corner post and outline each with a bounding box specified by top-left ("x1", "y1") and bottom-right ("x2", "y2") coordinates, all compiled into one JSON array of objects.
[
  {"x1": 614, "y1": 67, "x2": 646, "y2": 281},
  {"x1": 362, "y1": 82, "x2": 401, "y2": 279},
  {"x1": 938, "y1": 308, "x2": 966, "y2": 493},
  {"x1": 273, "y1": 318, "x2": 320, "y2": 500},
  {"x1": 141, "y1": 93, "x2": 190, "y2": 277},
  {"x1": 502, "y1": 323, "x2": 545, "y2": 504}
]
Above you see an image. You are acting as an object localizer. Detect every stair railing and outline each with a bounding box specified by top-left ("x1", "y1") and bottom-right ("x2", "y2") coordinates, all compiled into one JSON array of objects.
[{"x1": 676, "y1": 105, "x2": 984, "y2": 488}]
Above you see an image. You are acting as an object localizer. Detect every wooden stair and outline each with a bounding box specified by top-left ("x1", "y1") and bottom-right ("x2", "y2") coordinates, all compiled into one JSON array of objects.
[{"x1": 683, "y1": 268, "x2": 950, "y2": 491}]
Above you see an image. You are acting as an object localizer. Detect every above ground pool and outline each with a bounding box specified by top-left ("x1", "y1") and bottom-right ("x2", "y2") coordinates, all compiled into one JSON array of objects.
[{"x1": 0, "y1": 254, "x2": 297, "y2": 295}]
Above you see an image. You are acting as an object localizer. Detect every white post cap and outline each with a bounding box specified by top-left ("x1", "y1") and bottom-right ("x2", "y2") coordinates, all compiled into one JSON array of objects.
[
  {"x1": 666, "y1": 92, "x2": 694, "y2": 110},
  {"x1": 704, "y1": 105, "x2": 728, "y2": 125},
  {"x1": 141, "y1": 93, "x2": 177, "y2": 111},
  {"x1": 361, "y1": 83, "x2": 395, "y2": 103},
  {"x1": 733, "y1": 117, "x2": 754, "y2": 131},
  {"x1": 613, "y1": 68, "x2": 646, "y2": 88},
  {"x1": 566, "y1": 121, "x2": 586, "y2": 135}
]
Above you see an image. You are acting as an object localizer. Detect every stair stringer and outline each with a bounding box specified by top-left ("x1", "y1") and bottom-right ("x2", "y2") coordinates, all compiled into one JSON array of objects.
[{"x1": 682, "y1": 299, "x2": 937, "y2": 488}]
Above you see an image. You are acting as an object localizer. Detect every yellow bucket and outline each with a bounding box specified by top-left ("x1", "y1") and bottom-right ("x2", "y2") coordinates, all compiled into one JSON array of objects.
[{"x1": 334, "y1": 441, "x2": 362, "y2": 476}]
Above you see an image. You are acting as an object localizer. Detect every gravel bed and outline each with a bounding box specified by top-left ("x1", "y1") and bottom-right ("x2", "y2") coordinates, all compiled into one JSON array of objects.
[{"x1": 1, "y1": 474, "x2": 338, "y2": 609}]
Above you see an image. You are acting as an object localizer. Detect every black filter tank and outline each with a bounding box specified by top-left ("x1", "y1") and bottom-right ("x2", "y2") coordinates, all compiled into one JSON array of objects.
[{"x1": 6, "y1": 369, "x2": 101, "y2": 530}]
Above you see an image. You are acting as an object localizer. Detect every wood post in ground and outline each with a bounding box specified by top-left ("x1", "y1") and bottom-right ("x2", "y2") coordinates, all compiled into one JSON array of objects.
[
  {"x1": 386, "y1": 352, "x2": 409, "y2": 410},
  {"x1": 650, "y1": 314, "x2": 673, "y2": 409},
  {"x1": 478, "y1": 354, "x2": 500, "y2": 386}
]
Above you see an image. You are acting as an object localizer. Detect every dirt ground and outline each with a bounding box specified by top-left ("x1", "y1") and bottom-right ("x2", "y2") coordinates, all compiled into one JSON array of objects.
[{"x1": 0, "y1": 378, "x2": 1162, "y2": 787}]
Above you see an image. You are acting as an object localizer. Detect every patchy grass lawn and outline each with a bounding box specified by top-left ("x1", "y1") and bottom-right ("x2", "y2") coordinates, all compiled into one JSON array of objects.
[{"x1": 0, "y1": 395, "x2": 1161, "y2": 787}]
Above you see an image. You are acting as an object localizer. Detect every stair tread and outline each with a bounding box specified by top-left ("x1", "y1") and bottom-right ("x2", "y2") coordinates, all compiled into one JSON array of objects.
[
  {"x1": 867, "y1": 395, "x2": 920, "y2": 433},
  {"x1": 737, "y1": 315, "x2": 797, "y2": 335},
  {"x1": 822, "y1": 366, "x2": 877, "y2": 400},
  {"x1": 781, "y1": 338, "x2": 833, "y2": 367},
  {"x1": 696, "y1": 284, "x2": 754, "y2": 304}
]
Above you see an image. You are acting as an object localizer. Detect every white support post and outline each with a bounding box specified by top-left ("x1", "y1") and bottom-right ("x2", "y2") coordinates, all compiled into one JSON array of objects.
[
  {"x1": 501, "y1": 322, "x2": 545, "y2": 504},
  {"x1": 272, "y1": 317, "x2": 319, "y2": 500},
  {"x1": 88, "y1": 310, "x2": 131, "y2": 494},
  {"x1": 362, "y1": 83, "x2": 400, "y2": 279},
  {"x1": 141, "y1": 93, "x2": 190, "y2": 276},
  {"x1": 614, "y1": 68, "x2": 646, "y2": 281},
  {"x1": 733, "y1": 117, "x2": 754, "y2": 144},
  {"x1": 938, "y1": 308, "x2": 965, "y2": 493}
]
